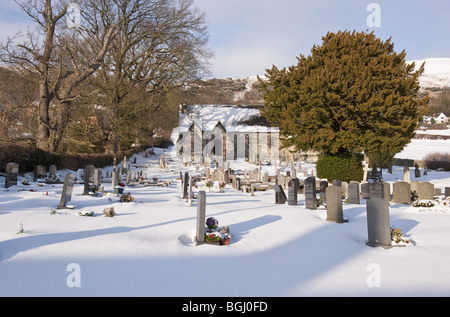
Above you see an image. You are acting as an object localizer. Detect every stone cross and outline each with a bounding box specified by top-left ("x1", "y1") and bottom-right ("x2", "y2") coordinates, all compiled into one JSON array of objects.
[
  {"x1": 58, "y1": 173, "x2": 75, "y2": 209},
  {"x1": 362, "y1": 161, "x2": 370, "y2": 183}
]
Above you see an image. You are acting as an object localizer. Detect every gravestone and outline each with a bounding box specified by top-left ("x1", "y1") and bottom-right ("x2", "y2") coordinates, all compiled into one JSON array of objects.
[
  {"x1": 445, "y1": 187, "x2": 450, "y2": 198},
  {"x1": 304, "y1": 176, "x2": 317, "y2": 209},
  {"x1": 57, "y1": 173, "x2": 75, "y2": 209},
  {"x1": 195, "y1": 191, "x2": 206, "y2": 245},
  {"x1": 415, "y1": 182, "x2": 434, "y2": 200},
  {"x1": 366, "y1": 198, "x2": 392, "y2": 248},
  {"x1": 319, "y1": 181, "x2": 328, "y2": 201},
  {"x1": 361, "y1": 183, "x2": 370, "y2": 199},
  {"x1": 348, "y1": 181, "x2": 360, "y2": 204},
  {"x1": 236, "y1": 177, "x2": 241, "y2": 191},
  {"x1": 82, "y1": 165, "x2": 95, "y2": 195},
  {"x1": 403, "y1": 166, "x2": 410, "y2": 183},
  {"x1": 414, "y1": 164, "x2": 421, "y2": 178},
  {"x1": 183, "y1": 172, "x2": 189, "y2": 199},
  {"x1": 326, "y1": 186, "x2": 348, "y2": 223},
  {"x1": 5, "y1": 163, "x2": 19, "y2": 188},
  {"x1": 288, "y1": 180, "x2": 298, "y2": 206},
  {"x1": 49, "y1": 165, "x2": 57, "y2": 178},
  {"x1": 33, "y1": 165, "x2": 46, "y2": 182},
  {"x1": 273, "y1": 185, "x2": 287, "y2": 204},
  {"x1": 369, "y1": 182, "x2": 384, "y2": 199},
  {"x1": 392, "y1": 181, "x2": 411, "y2": 205}
]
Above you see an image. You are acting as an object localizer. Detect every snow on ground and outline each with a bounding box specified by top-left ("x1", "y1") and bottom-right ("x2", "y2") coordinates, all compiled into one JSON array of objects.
[{"x1": 1, "y1": 144, "x2": 450, "y2": 297}]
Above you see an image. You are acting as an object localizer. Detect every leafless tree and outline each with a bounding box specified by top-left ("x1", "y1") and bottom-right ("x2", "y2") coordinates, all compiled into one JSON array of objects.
[{"x1": 0, "y1": 0, "x2": 119, "y2": 151}]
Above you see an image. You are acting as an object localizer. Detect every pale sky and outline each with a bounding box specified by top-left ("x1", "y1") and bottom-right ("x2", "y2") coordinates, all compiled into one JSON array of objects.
[{"x1": 1, "y1": 0, "x2": 449, "y2": 79}]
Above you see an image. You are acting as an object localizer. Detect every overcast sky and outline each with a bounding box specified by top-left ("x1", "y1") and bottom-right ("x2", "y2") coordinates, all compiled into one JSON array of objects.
[{"x1": 1, "y1": 0, "x2": 449, "y2": 79}]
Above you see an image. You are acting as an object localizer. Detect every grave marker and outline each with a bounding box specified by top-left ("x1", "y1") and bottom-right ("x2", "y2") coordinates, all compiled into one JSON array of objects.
[
  {"x1": 366, "y1": 198, "x2": 392, "y2": 248},
  {"x1": 392, "y1": 181, "x2": 411, "y2": 205},
  {"x1": 348, "y1": 181, "x2": 360, "y2": 204},
  {"x1": 288, "y1": 180, "x2": 298, "y2": 206},
  {"x1": 273, "y1": 185, "x2": 287, "y2": 204},
  {"x1": 326, "y1": 186, "x2": 348, "y2": 223},
  {"x1": 5, "y1": 163, "x2": 19, "y2": 188},
  {"x1": 305, "y1": 176, "x2": 317, "y2": 209},
  {"x1": 195, "y1": 191, "x2": 206, "y2": 245},
  {"x1": 57, "y1": 173, "x2": 75, "y2": 209}
]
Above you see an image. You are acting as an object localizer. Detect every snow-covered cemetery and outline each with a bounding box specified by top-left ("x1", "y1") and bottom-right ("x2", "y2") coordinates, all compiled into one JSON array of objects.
[
  {"x1": 1, "y1": 98, "x2": 450, "y2": 297},
  {"x1": 1, "y1": 1, "x2": 450, "y2": 307}
]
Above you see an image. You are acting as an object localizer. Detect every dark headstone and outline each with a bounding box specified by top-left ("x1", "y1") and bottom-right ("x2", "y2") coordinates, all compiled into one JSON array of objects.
[
  {"x1": 304, "y1": 176, "x2": 317, "y2": 209},
  {"x1": 5, "y1": 162, "x2": 19, "y2": 188},
  {"x1": 366, "y1": 198, "x2": 392, "y2": 248},
  {"x1": 273, "y1": 185, "x2": 287, "y2": 204},
  {"x1": 288, "y1": 180, "x2": 298, "y2": 206},
  {"x1": 58, "y1": 173, "x2": 75, "y2": 209}
]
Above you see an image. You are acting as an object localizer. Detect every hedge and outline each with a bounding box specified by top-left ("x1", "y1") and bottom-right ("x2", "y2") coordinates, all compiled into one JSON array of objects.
[{"x1": 316, "y1": 152, "x2": 364, "y2": 182}]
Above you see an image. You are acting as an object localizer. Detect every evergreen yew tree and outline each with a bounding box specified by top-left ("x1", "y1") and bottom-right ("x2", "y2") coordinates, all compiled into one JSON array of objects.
[{"x1": 259, "y1": 30, "x2": 429, "y2": 178}]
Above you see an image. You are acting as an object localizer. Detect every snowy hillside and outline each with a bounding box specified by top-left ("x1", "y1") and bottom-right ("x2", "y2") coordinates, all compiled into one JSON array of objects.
[{"x1": 409, "y1": 58, "x2": 450, "y2": 89}]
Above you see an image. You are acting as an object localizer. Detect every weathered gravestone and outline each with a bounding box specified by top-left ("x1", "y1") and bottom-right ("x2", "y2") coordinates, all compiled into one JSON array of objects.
[
  {"x1": 414, "y1": 164, "x2": 421, "y2": 178},
  {"x1": 273, "y1": 185, "x2": 287, "y2": 204},
  {"x1": 366, "y1": 198, "x2": 392, "y2": 248},
  {"x1": 82, "y1": 165, "x2": 95, "y2": 195},
  {"x1": 403, "y1": 166, "x2": 411, "y2": 183},
  {"x1": 326, "y1": 186, "x2": 348, "y2": 223},
  {"x1": 57, "y1": 173, "x2": 75, "y2": 209},
  {"x1": 5, "y1": 162, "x2": 19, "y2": 188},
  {"x1": 194, "y1": 191, "x2": 206, "y2": 245},
  {"x1": 445, "y1": 187, "x2": 450, "y2": 198},
  {"x1": 33, "y1": 165, "x2": 46, "y2": 182},
  {"x1": 392, "y1": 181, "x2": 411, "y2": 205},
  {"x1": 49, "y1": 165, "x2": 57, "y2": 178},
  {"x1": 415, "y1": 182, "x2": 434, "y2": 200},
  {"x1": 348, "y1": 181, "x2": 360, "y2": 204},
  {"x1": 288, "y1": 180, "x2": 298, "y2": 206},
  {"x1": 319, "y1": 181, "x2": 328, "y2": 202},
  {"x1": 361, "y1": 183, "x2": 370, "y2": 199},
  {"x1": 304, "y1": 176, "x2": 317, "y2": 209},
  {"x1": 183, "y1": 172, "x2": 189, "y2": 199}
]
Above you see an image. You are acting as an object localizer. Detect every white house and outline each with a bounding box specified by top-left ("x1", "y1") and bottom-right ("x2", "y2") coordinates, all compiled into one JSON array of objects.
[{"x1": 423, "y1": 112, "x2": 449, "y2": 125}]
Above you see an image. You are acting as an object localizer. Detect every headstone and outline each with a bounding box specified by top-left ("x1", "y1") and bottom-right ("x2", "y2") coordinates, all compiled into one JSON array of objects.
[
  {"x1": 236, "y1": 177, "x2": 241, "y2": 191},
  {"x1": 369, "y1": 182, "x2": 384, "y2": 199},
  {"x1": 183, "y1": 172, "x2": 189, "y2": 199},
  {"x1": 304, "y1": 176, "x2": 317, "y2": 209},
  {"x1": 49, "y1": 165, "x2": 57, "y2": 178},
  {"x1": 57, "y1": 173, "x2": 75, "y2": 209},
  {"x1": 33, "y1": 165, "x2": 46, "y2": 182},
  {"x1": 362, "y1": 161, "x2": 370, "y2": 183},
  {"x1": 326, "y1": 186, "x2": 348, "y2": 223},
  {"x1": 319, "y1": 181, "x2": 328, "y2": 201},
  {"x1": 403, "y1": 166, "x2": 411, "y2": 183},
  {"x1": 82, "y1": 165, "x2": 95, "y2": 195},
  {"x1": 273, "y1": 185, "x2": 287, "y2": 204},
  {"x1": 361, "y1": 183, "x2": 370, "y2": 199},
  {"x1": 348, "y1": 181, "x2": 360, "y2": 204},
  {"x1": 414, "y1": 164, "x2": 421, "y2": 178},
  {"x1": 366, "y1": 198, "x2": 392, "y2": 248},
  {"x1": 445, "y1": 187, "x2": 450, "y2": 198},
  {"x1": 195, "y1": 191, "x2": 206, "y2": 245},
  {"x1": 288, "y1": 180, "x2": 298, "y2": 206},
  {"x1": 415, "y1": 182, "x2": 434, "y2": 200},
  {"x1": 5, "y1": 162, "x2": 19, "y2": 188},
  {"x1": 392, "y1": 181, "x2": 411, "y2": 205}
]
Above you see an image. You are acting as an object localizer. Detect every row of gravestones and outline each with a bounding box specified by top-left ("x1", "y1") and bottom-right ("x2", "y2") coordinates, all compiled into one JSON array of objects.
[
  {"x1": 4, "y1": 163, "x2": 60, "y2": 188},
  {"x1": 193, "y1": 188, "x2": 395, "y2": 248}
]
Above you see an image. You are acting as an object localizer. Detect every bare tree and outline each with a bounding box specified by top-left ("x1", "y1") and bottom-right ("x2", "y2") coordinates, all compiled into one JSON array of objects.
[
  {"x1": 0, "y1": 0, "x2": 119, "y2": 151},
  {"x1": 86, "y1": 0, "x2": 212, "y2": 153}
]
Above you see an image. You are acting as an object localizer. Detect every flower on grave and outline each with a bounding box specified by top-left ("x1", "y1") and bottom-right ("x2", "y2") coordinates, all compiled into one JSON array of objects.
[
  {"x1": 206, "y1": 217, "x2": 218, "y2": 231},
  {"x1": 390, "y1": 226, "x2": 414, "y2": 245},
  {"x1": 205, "y1": 180, "x2": 213, "y2": 188},
  {"x1": 21, "y1": 178, "x2": 30, "y2": 185},
  {"x1": 118, "y1": 181, "x2": 126, "y2": 187},
  {"x1": 218, "y1": 181, "x2": 226, "y2": 189}
]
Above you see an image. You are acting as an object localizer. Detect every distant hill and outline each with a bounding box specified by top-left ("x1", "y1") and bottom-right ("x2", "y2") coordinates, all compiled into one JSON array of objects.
[{"x1": 185, "y1": 58, "x2": 450, "y2": 106}]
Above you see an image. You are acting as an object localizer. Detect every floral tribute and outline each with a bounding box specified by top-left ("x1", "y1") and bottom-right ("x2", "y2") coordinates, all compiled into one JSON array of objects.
[{"x1": 204, "y1": 217, "x2": 231, "y2": 245}]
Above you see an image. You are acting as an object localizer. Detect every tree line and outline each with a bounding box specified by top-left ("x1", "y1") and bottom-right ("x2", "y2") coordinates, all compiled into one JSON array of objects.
[{"x1": 0, "y1": 0, "x2": 212, "y2": 154}]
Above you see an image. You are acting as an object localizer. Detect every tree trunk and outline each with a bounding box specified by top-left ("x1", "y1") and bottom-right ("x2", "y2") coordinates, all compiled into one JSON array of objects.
[{"x1": 37, "y1": 82, "x2": 51, "y2": 150}]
